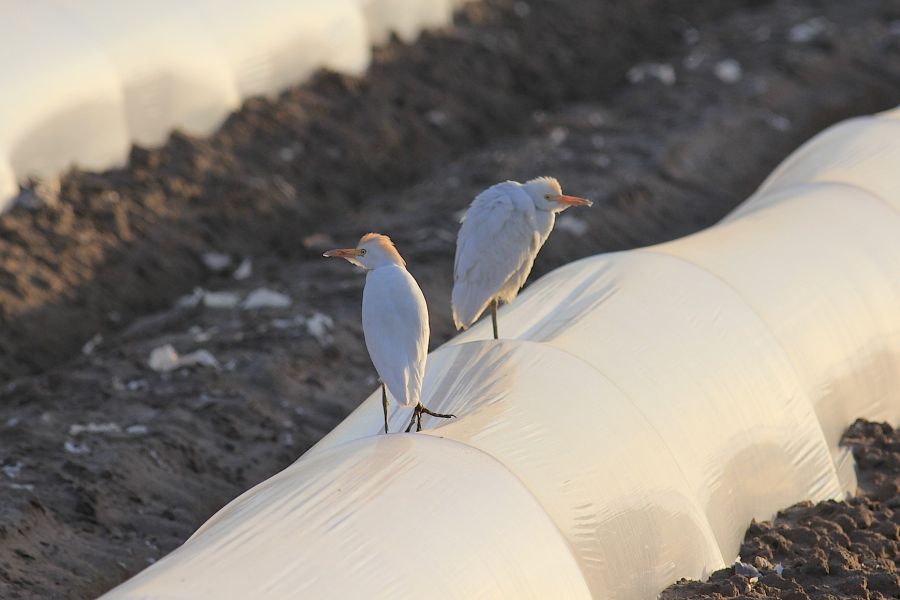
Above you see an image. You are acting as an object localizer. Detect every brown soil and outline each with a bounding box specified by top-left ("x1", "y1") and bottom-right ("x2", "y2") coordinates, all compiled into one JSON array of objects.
[
  {"x1": 662, "y1": 420, "x2": 900, "y2": 600},
  {"x1": 0, "y1": 0, "x2": 899, "y2": 598}
]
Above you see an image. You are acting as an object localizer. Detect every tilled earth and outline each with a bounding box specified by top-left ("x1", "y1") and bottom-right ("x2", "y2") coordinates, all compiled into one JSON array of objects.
[
  {"x1": 662, "y1": 420, "x2": 900, "y2": 600},
  {"x1": 1, "y1": 0, "x2": 899, "y2": 598}
]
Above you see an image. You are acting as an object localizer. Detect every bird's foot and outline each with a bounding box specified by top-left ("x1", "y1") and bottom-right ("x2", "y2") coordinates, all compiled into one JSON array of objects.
[{"x1": 405, "y1": 404, "x2": 456, "y2": 433}]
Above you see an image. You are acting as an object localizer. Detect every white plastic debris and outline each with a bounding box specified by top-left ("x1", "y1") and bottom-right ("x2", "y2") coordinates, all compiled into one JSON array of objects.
[
  {"x1": 176, "y1": 288, "x2": 206, "y2": 308},
  {"x1": 556, "y1": 215, "x2": 589, "y2": 237},
  {"x1": 766, "y1": 113, "x2": 792, "y2": 132},
  {"x1": 683, "y1": 50, "x2": 706, "y2": 71},
  {"x1": 305, "y1": 312, "x2": 335, "y2": 346},
  {"x1": 149, "y1": 345, "x2": 180, "y2": 371},
  {"x1": 549, "y1": 127, "x2": 568, "y2": 146},
  {"x1": 775, "y1": 563, "x2": 784, "y2": 576},
  {"x1": 714, "y1": 59, "x2": 742, "y2": 84},
  {"x1": 233, "y1": 258, "x2": 252, "y2": 280},
  {"x1": 202, "y1": 291, "x2": 241, "y2": 309},
  {"x1": 177, "y1": 350, "x2": 220, "y2": 370},
  {"x1": 82, "y1": 333, "x2": 103, "y2": 355},
  {"x1": 126, "y1": 424, "x2": 149, "y2": 435},
  {"x1": 176, "y1": 288, "x2": 241, "y2": 309},
  {"x1": 63, "y1": 441, "x2": 90, "y2": 455},
  {"x1": 2, "y1": 462, "x2": 23, "y2": 479},
  {"x1": 627, "y1": 62, "x2": 676, "y2": 86},
  {"x1": 8, "y1": 483, "x2": 34, "y2": 491},
  {"x1": 189, "y1": 325, "x2": 213, "y2": 343},
  {"x1": 69, "y1": 422, "x2": 121, "y2": 436},
  {"x1": 202, "y1": 252, "x2": 233, "y2": 273},
  {"x1": 271, "y1": 316, "x2": 301, "y2": 330},
  {"x1": 242, "y1": 288, "x2": 292, "y2": 310},
  {"x1": 14, "y1": 178, "x2": 61, "y2": 211},
  {"x1": 148, "y1": 344, "x2": 220, "y2": 372},
  {"x1": 126, "y1": 379, "x2": 148, "y2": 392},
  {"x1": 734, "y1": 560, "x2": 761, "y2": 582},
  {"x1": 788, "y1": 17, "x2": 829, "y2": 44}
]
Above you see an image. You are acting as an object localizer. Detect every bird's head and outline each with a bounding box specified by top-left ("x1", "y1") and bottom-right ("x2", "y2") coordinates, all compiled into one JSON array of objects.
[
  {"x1": 323, "y1": 232, "x2": 406, "y2": 270},
  {"x1": 525, "y1": 176, "x2": 592, "y2": 212}
]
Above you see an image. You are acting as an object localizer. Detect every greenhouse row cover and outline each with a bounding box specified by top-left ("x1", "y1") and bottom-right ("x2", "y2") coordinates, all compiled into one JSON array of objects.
[
  {"x1": 101, "y1": 109, "x2": 900, "y2": 598},
  {"x1": 0, "y1": 0, "x2": 467, "y2": 207}
]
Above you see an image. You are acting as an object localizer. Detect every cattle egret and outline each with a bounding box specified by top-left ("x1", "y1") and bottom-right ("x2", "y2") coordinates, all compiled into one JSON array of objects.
[
  {"x1": 324, "y1": 233, "x2": 455, "y2": 433},
  {"x1": 452, "y1": 177, "x2": 592, "y2": 338}
]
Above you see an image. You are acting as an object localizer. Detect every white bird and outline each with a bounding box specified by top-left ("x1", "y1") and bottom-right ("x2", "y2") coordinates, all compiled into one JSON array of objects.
[
  {"x1": 452, "y1": 177, "x2": 592, "y2": 338},
  {"x1": 324, "y1": 233, "x2": 455, "y2": 433}
]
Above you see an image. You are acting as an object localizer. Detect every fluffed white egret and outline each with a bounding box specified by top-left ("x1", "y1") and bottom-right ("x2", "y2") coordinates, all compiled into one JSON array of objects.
[
  {"x1": 452, "y1": 177, "x2": 592, "y2": 338},
  {"x1": 324, "y1": 233, "x2": 454, "y2": 433}
]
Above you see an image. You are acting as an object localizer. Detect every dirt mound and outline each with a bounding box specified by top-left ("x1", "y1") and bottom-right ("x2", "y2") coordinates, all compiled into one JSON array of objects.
[{"x1": 662, "y1": 420, "x2": 900, "y2": 600}]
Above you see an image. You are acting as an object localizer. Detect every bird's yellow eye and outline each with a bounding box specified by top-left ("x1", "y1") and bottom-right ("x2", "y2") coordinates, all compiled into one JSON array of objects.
[
  {"x1": 544, "y1": 194, "x2": 552, "y2": 200},
  {"x1": 359, "y1": 249, "x2": 367, "y2": 255}
]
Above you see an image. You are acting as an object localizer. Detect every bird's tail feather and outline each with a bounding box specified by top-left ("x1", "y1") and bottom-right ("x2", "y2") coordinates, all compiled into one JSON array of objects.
[{"x1": 451, "y1": 286, "x2": 491, "y2": 331}]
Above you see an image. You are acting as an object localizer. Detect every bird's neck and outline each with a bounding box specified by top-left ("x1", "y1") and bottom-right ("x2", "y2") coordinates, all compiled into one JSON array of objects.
[
  {"x1": 366, "y1": 261, "x2": 405, "y2": 273},
  {"x1": 537, "y1": 209, "x2": 556, "y2": 235}
]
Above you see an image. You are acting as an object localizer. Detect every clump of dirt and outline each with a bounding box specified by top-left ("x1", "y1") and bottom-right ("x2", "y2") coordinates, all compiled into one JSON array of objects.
[{"x1": 662, "y1": 420, "x2": 900, "y2": 600}]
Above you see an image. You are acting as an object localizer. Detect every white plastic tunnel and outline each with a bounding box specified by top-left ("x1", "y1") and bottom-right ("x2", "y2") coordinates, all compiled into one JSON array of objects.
[
  {"x1": 103, "y1": 107, "x2": 900, "y2": 599},
  {"x1": 0, "y1": 0, "x2": 469, "y2": 207}
]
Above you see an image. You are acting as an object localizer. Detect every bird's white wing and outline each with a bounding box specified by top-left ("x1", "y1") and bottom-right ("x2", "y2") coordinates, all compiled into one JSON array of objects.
[
  {"x1": 362, "y1": 265, "x2": 429, "y2": 407},
  {"x1": 452, "y1": 183, "x2": 539, "y2": 329}
]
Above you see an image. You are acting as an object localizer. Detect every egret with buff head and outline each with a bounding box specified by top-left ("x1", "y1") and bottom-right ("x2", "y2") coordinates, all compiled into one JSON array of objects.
[
  {"x1": 324, "y1": 233, "x2": 455, "y2": 433},
  {"x1": 452, "y1": 177, "x2": 592, "y2": 339}
]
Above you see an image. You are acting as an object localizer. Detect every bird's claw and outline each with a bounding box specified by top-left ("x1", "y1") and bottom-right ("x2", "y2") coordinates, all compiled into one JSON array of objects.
[{"x1": 405, "y1": 404, "x2": 456, "y2": 433}]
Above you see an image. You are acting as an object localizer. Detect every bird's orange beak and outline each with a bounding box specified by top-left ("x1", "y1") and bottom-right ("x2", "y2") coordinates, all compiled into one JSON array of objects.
[
  {"x1": 323, "y1": 248, "x2": 365, "y2": 258},
  {"x1": 555, "y1": 194, "x2": 593, "y2": 207}
]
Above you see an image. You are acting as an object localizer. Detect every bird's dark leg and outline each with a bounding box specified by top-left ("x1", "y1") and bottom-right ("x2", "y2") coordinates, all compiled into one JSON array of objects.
[
  {"x1": 404, "y1": 404, "x2": 455, "y2": 433},
  {"x1": 490, "y1": 298, "x2": 499, "y2": 340},
  {"x1": 418, "y1": 404, "x2": 455, "y2": 431},
  {"x1": 381, "y1": 383, "x2": 389, "y2": 434},
  {"x1": 405, "y1": 408, "x2": 418, "y2": 433},
  {"x1": 419, "y1": 405, "x2": 456, "y2": 420}
]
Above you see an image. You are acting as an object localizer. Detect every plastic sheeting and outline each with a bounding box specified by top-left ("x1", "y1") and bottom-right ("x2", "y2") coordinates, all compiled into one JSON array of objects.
[
  {"x1": 103, "y1": 108, "x2": 900, "y2": 599},
  {"x1": 0, "y1": 0, "x2": 468, "y2": 208}
]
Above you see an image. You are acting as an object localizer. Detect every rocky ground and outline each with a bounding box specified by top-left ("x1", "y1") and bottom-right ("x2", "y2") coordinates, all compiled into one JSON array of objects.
[
  {"x1": 662, "y1": 420, "x2": 900, "y2": 600},
  {"x1": 0, "y1": 0, "x2": 899, "y2": 598}
]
